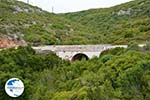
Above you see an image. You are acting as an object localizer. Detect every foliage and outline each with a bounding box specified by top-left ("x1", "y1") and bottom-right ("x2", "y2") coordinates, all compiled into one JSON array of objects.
[
  {"x1": 0, "y1": 46, "x2": 150, "y2": 100},
  {"x1": 0, "y1": 0, "x2": 150, "y2": 45},
  {"x1": 0, "y1": 0, "x2": 150, "y2": 99},
  {"x1": 63, "y1": 0, "x2": 150, "y2": 44}
]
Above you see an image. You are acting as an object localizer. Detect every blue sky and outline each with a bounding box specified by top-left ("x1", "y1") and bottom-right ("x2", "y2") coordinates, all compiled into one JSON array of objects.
[{"x1": 17, "y1": 0, "x2": 132, "y2": 13}]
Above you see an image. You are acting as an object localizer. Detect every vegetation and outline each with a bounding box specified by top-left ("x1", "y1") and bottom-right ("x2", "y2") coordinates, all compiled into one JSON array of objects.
[
  {"x1": 0, "y1": 0, "x2": 150, "y2": 99},
  {"x1": 0, "y1": 46, "x2": 150, "y2": 100},
  {"x1": 0, "y1": 0, "x2": 93, "y2": 45},
  {"x1": 63, "y1": 0, "x2": 150, "y2": 44},
  {"x1": 0, "y1": 0, "x2": 150, "y2": 45}
]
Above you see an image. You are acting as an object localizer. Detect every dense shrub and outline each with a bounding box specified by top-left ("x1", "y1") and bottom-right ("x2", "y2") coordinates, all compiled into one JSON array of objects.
[{"x1": 0, "y1": 46, "x2": 150, "y2": 100}]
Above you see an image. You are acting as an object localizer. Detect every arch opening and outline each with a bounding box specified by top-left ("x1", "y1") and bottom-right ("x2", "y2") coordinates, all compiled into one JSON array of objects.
[{"x1": 71, "y1": 53, "x2": 89, "y2": 61}]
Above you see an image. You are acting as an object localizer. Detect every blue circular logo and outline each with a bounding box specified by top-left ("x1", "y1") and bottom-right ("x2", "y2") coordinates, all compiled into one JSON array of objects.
[{"x1": 5, "y1": 78, "x2": 24, "y2": 97}]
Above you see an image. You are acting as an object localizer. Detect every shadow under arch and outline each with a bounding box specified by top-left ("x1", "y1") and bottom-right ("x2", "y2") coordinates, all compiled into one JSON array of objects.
[{"x1": 71, "y1": 53, "x2": 89, "y2": 61}]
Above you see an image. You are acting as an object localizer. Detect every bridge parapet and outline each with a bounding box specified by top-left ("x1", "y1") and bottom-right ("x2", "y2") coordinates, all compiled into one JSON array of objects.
[
  {"x1": 33, "y1": 45, "x2": 121, "y2": 51},
  {"x1": 33, "y1": 45, "x2": 128, "y2": 60},
  {"x1": 54, "y1": 45, "x2": 112, "y2": 52}
]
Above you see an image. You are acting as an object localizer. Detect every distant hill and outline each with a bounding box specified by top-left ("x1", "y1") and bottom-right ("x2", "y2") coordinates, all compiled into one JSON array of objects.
[
  {"x1": 0, "y1": 0, "x2": 150, "y2": 47},
  {"x1": 63, "y1": 0, "x2": 150, "y2": 44}
]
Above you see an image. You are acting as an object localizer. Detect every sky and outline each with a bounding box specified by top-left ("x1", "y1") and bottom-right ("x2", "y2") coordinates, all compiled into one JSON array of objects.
[{"x1": 17, "y1": 0, "x2": 132, "y2": 13}]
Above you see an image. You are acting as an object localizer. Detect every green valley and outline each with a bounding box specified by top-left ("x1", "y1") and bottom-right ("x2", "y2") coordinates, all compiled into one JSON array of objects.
[{"x1": 0, "y1": 0, "x2": 150, "y2": 100}]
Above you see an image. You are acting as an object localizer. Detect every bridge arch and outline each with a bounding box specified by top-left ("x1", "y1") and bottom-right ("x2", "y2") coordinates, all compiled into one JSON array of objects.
[{"x1": 71, "y1": 53, "x2": 89, "y2": 61}]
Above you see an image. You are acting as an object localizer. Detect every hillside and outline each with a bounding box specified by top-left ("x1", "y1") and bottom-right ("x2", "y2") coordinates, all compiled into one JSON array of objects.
[
  {"x1": 0, "y1": 0, "x2": 94, "y2": 47},
  {"x1": 0, "y1": 0, "x2": 150, "y2": 48},
  {"x1": 63, "y1": 0, "x2": 150, "y2": 44}
]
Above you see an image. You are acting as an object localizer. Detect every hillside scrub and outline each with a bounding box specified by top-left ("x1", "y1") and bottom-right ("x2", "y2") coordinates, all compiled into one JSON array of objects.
[{"x1": 0, "y1": 0, "x2": 150, "y2": 46}]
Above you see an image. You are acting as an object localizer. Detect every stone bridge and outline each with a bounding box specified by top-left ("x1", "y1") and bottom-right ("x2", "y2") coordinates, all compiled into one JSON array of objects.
[{"x1": 33, "y1": 45, "x2": 127, "y2": 61}]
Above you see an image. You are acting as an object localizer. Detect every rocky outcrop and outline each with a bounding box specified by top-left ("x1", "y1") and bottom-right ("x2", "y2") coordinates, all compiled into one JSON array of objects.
[
  {"x1": 13, "y1": 5, "x2": 43, "y2": 14},
  {"x1": 0, "y1": 36, "x2": 26, "y2": 49},
  {"x1": 117, "y1": 10, "x2": 131, "y2": 15}
]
